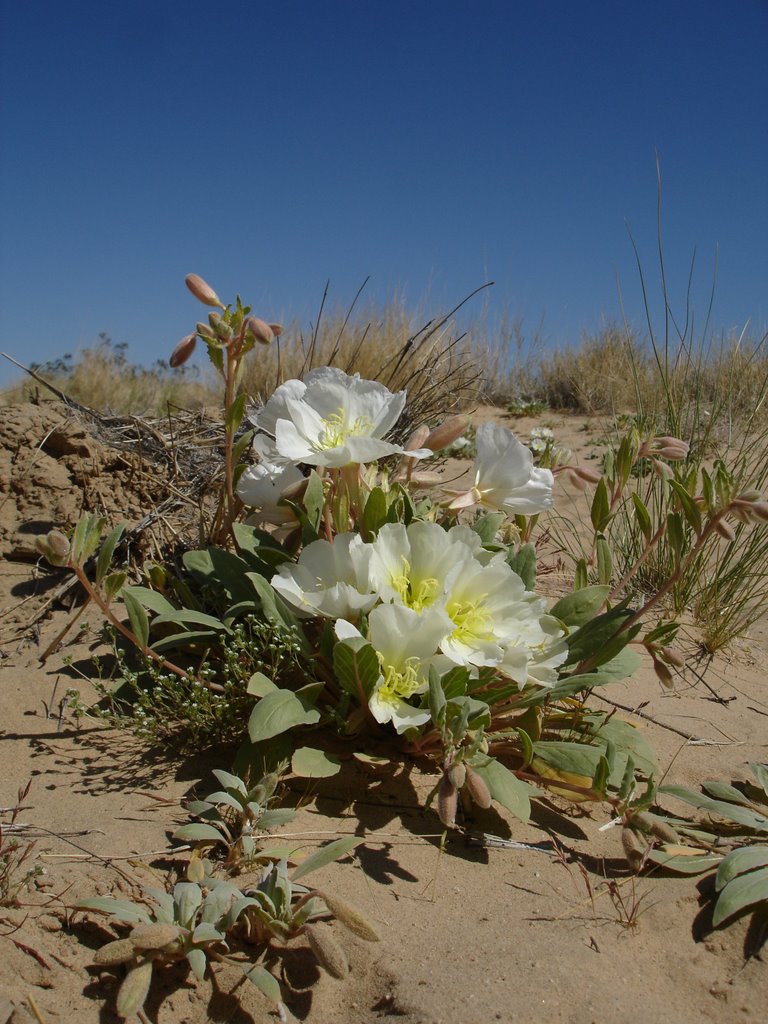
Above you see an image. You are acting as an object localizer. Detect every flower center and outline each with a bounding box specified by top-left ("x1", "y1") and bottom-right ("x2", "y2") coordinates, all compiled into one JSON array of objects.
[
  {"x1": 446, "y1": 597, "x2": 493, "y2": 645},
  {"x1": 316, "y1": 409, "x2": 373, "y2": 450},
  {"x1": 390, "y1": 557, "x2": 439, "y2": 611},
  {"x1": 377, "y1": 654, "x2": 422, "y2": 706}
]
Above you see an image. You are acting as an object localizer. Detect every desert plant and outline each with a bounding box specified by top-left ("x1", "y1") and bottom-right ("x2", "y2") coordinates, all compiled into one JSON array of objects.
[{"x1": 0, "y1": 781, "x2": 42, "y2": 906}]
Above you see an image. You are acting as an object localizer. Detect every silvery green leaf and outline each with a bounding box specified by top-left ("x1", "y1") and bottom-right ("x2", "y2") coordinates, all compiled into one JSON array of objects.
[
  {"x1": 186, "y1": 947, "x2": 208, "y2": 982},
  {"x1": 715, "y1": 846, "x2": 768, "y2": 891},
  {"x1": 713, "y1": 866, "x2": 768, "y2": 927},
  {"x1": 76, "y1": 898, "x2": 151, "y2": 924},
  {"x1": 173, "y1": 882, "x2": 203, "y2": 929},
  {"x1": 192, "y1": 922, "x2": 227, "y2": 947},
  {"x1": 291, "y1": 837, "x2": 362, "y2": 882}
]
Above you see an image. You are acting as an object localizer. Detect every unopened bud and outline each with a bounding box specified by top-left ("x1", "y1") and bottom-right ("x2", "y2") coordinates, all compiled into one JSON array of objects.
[
  {"x1": 305, "y1": 924, "x2": 349, "y2": 979},
  {"x1": 736, "y1": 489, "x2": 762, "y2": 503},
  {"x1": 424, "y1": 415, "x2": 471, "y2": 452},
  {"x1": 651, "y1": 458, "x2": 672, "y2": 481},
  {"x1": 714, "y1": 519, "x2": 736, "y2": 541},
  {"x1": 464, "y1": 766, "x2": 492, "y2": 809},
  {"x1": 116, "y1": 960, "x2": 153, "y2": 1018},
  {"x1": 572, "y1": 465, "x2": 603, "y2": 484},
  {"x1": 319, "y1": 892, "x2": 379, "y2": 942},
  {"x1": 169, "y1": 333, "x2": 197, "y2": 368},
  {"x1": 621, "y1": 827, "x2": 647, "y2": 871},
  {"x1": 36, "y1": 529, "x2": 71, "y2": 566},
  {"x1": 211, "y1": 317, "x2": 234, "y2": 343},
  {"x1": 437, "y1": 776, "x2": 458, "y2": 826},
  {"x1": 93, "y1": 938, "x2": 136, "y2": 966},
  {"x1": 279, "y1": 476, "x2": 309, "y2": 503},
  {"x1": 130, "y1": 923, "x2": 181, "y2": 951},
  {"x1": 655, "y1": 435, "x2": 689, "y2": 453},
  {"x1": 448, "y1": 762, "x2": 466, "y2": 790},
  {"x1": 657, "y1": 445, "x2": 689, "y2": 461},
  {"x1": 404, "y1": 424, "x2": 430, "y2": 452},
  {"x1": 408, "y1": 471, "x2": 444, "y2": 487},
  {"x1": 653, "y1": 659, "x2": 674, "y2": 688},
  {"x1": 269, "y1": 322, "x2": 284, "y2": 337},
  {"x1": 566, "y1": 469, "x2": 589, "y2": 491},
  {"x1": 196, "y1": 321, "x2": 216, "y2": 341},
  {"x1": 660, "y1": 646, "x2": 685, "y2": 668},
  {"x1": 749, "y1": 501, "x2": 768, "y2": 522},
  {"x1": 245, "y1": 317, "x2": 274, "y2": 345},
  {"x1": 185, "y1": 273, "x2": 223, "y2": 308}
]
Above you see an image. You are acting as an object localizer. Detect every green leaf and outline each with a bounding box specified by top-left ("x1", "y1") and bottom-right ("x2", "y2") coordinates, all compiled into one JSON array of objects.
[
  {"x1": 532, "y1": 741, "x2": 602, "y2": 779},
  {"x1": 248, "y1": 689, "x2": 320, "y2": 743},
  {"x1": 247, "y1": 672, "x2": 278, "y2": 697},
  {"x1": 646, "y1": 850, "x2": 723, "y2": 875},
  {"x1": 750, "y1": 763, "x2": 768, "y2": 798},
  {"x1": 232, "y1": 522, "x2": 291, "y2": 573},
  {"x1": 257, "y1": 809, "x2": 297, "y2": 829},
  {"x1": 596, "y1": 535, "x2": 612, "y2": 586},
  {"x1": 473, "y1": 512, "x2": 506, "y2": 545},
  {"x1": 76, "y1": 897, "x2": 151, "y2": 923},
  {"x1": 122, "y1": 585, "x2": 177, "y2": 616},
  {"x1": 631, "y1": 493, "x2": 652, "y2": 541},
  {"x1": 212, "y1": 769, "x2": 248, "y2": 795},
  {"x1": 668, "y1": 479, "x2": 702, "y2": 536},
  {"x1": 507, "y1": 542, "x2": 536, "y2": 590},
  {"x1": 303, "y1": 471, "x2": 325, "y2": 533},
  {"x1": 242, "y1": 964, "x2": 282, "y2": 1004},
  {"x1": 666, "y1": 511, "x2": 686, "y2": 561},
  {"x1": 362, "y1": 487, "x2": 388, "y2": 536},
  {"x1": 574, "y1": 558, "x2": 588, "y2": 590},
  {"x1": 660, "y1": 786, "x2": 768, "y2": 832},
  {"x1": 715, "y1": 846, "x2": 768, "y2": 891},
  {"x1": 713, "y1": 866, "x2": 768, "y2": 927},
  {"x1": 701, "y1": 782, "x2": 754, "y2": 806},
  {"x1": 183, "y1": 548, "x2": 256, "y2": 603},
  {"x1": 440, "y1": 665, "x2": 470, "y2": 699},
  {"x1": 246, "y1": 572, "x2": 307, "y2": 643},
  {"x1": 192, "y1": 922, "x2": 226, "y2": 946},
  {"x1": 150, "y1": 630, "x2": 220, "y2": 654},
  {"x1": 565, "y1": 606, "x2": 638, "y2": 666},
  {"x1": 123, "y1": 590, "x2": 150, "y2": 648},
  {"x1": 95, "y1": 524, "x2": 124, "y2": 585},
  {"x1": 103, "y1": 571, "x2": 128, "y2": 603},
  {"x1": 173, "y1": 824, "x2": 225, "y2": 843},
  {"x1": 428, "y1": 666, "x2": 447, "y2": 729},
  {"x1": 550, "y1": 586, "x2": 610, "y2": 627},
  {"x1": 231, "y1": 427, "x2": 256, "y2": 466},
  {"x1": 153, "y1": 610, "x2": 231, "y2": 632},
  {"x1": 590, "y1": 477, "x2": 610, "y2": 531},
  {"x1": 292, "y1": 747, "x2": 342, "y2": 778},
  {"x1": 516, "y1": 728, "x2": 534, "y2": 769},
  {"x1": 291, "y1": 837, "x2": 362, "y2": 881},
  {"x1": 471, "y1": 758, "x2": 532, "y2": 822},
  {"x1": 225, "y1": 392, "x2": 248, "y2": 433},
  {"x1": 186, "y1": 947, "x2": 207, "y2": 981},
  {"x1": 333, "y1": 637, "x2": 381, "y2": 702}
]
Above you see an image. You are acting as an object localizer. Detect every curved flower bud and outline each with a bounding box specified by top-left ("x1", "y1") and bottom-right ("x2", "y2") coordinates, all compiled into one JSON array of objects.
[
  {"x1": 424, "y1": 415, "x2": 471, "y2": 452},
  {"x1": 185, "y1": 273, "x2": 223, "y2": 308},
  {"x1": 169, "y1": 333, "x2": 197, "y2": 368},
  {"x1": 246, "y1": 317, "x2": 275, "y2": 345}
]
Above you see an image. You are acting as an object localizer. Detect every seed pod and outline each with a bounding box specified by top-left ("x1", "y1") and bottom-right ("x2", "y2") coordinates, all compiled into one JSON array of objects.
[
  {"x1": 169, "y1": 333, "x2": 197, "y2": 368},
  {"x1": 246, "y1": 317, "x2": 275, "y2": 345},
  {"x1": 319, "y1": 892, "x2": 380, "y2": 942},
  {"x1": 448, "y1": 762, "x2": 467, "y2": 790},
  {"x1": 93, "y1": 938, "x2": 136, "y2": 966},
  {"x1": 130, "y1": 923, "x2": 181, "y2": 951},
  {"x1": 185, "y1": 273, "x2": 223, "y2": 308},
  {"x1": 305, "y1": 924, "x2": 349, "y2": 979},
  {"x1": 437, "y1": 776, "x2": 458, "y2": 826},
  {"x1": 116, "y1": 959, "x2": 153, "y2": 1018},
  {"x1": 424, "y1": 415, "x2": 471, "y2": 452},
  {"x1": 464, "y1": 766, "x2": 492, "y2": 809},
  {"x1": 621, "y1": 827, "x2": 647, "y2": 871}
]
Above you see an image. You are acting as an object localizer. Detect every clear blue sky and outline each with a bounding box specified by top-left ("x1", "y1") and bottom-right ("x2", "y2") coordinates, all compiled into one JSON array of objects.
[{"x1": 1, "y1": 0, "x2": 766, "y2": 386}]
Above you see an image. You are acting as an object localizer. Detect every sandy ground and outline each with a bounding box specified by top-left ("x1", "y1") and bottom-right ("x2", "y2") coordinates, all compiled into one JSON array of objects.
[{"x1": 1, "y1": 401, "x2": 766, "y2": 1023}]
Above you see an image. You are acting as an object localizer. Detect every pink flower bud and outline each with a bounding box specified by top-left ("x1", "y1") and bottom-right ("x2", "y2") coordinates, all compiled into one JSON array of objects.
[
  {"x1": 169, "y1": 333, "x2": 197, "y2": 368},
  {"x1": 736, "y1": 489, "x2": 762, "y2": 503},
  {"x1": 655, "y1": 435, "x2": 689, "y2": 454},
  {"x1": 269, "y1": 323, "x2": 284, "y2": 337},
  {"x1": 404, "y1": 424, "x2": 430, "y2": 451},
  {"x1": 196, "y1": 321, "x2": 216, "y2": 340},
  {"x1": 657, "y1": 445, "x2": 689, "y2": 461},
  {"x1": 424, "y1": 415, "x2": 471, "y2": 452},
  {"x1": 653, "y1": 659, "x2": 674, "y2": 689},
  {"x1": 651, "y1": 458, "x2": 672, "y2": 481},
  {"x1": 660, "y1": 646, "x2": 685, "y2": 668},
  {"x1": 246, "y1": 317, "x2": 275, "y2": 345},
  {"x1": 749, "y1": 501, "x2": 768, "y2": 522},
  {"x1": 408, "y1": 471, "x2": 444, "y2": 487},
  {"x1": 572, "y1": 465, "x2": 603, "y2": 484},
  {"x1": 566, "y1": 469, "x2": 589, "y2": 491},
  {"x1": 185, "y1": 273, "x2": 223, "y2": 308},
  {"x1": 714, "y1": 519, "x2": 736, "y2": 541}
]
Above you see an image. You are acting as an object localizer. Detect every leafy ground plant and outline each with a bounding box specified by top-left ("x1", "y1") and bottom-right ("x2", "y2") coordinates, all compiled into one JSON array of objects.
[
  {"x1": 78, "y1": 836, "x2": 376, "y2": 1020},
  {"x1": 620, "y1": 763, "x2": 768, "y2": 939}
]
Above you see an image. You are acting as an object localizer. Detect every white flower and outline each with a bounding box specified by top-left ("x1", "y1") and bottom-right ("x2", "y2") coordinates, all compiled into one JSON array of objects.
[
  {"x1": 237, "y1": 434, "x2": 304, "y2": 526},
  {"x1": 254, "y1": 367, "x2": 431, "y2": 468},
  {"x1": 336, "y1": 604, "x2": 453, "y2": 734},
  {"x1": 271, "y1": 532, "x2": 377, "y2": 620},
  {"x1": 449, "y1": 423, "x2": 554, "y2": 515},
  {"x1": 497, "y1": 603, "x2": 568, "y2": 688}
]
